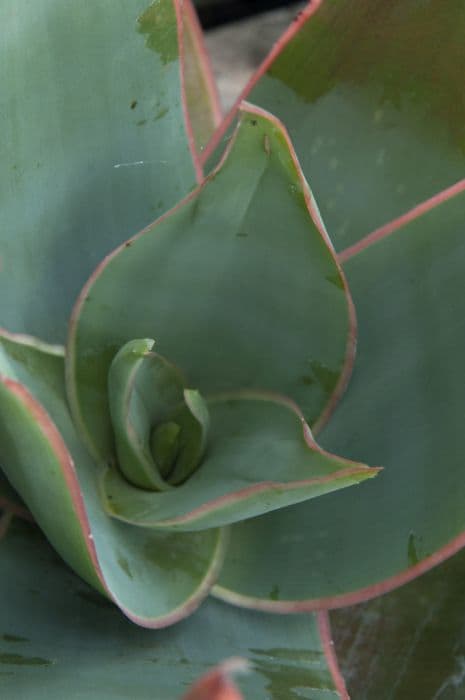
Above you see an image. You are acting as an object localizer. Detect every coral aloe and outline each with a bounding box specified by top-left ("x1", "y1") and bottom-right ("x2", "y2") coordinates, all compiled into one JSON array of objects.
[{"x1": 1, "y1": 0, "x2": 465, "y2": 697}]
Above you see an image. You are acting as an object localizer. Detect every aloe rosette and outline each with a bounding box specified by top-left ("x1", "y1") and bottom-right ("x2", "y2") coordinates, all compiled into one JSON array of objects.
[
  {"x1": 2, "y1": 0, "x2": 465, "y2": 696},
  {"x1": 0, "y1": 95, "x2": 378, "y2": 626}
]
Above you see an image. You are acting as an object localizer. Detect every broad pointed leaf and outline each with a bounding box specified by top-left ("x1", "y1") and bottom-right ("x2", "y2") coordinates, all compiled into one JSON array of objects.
[
  {"x1": 102, "y1": 392, "x2": 376, "y2": 531},
  {"x1": 205, "y1": 0, "x2": 465, "y2": 250},
  {"x1": 67, "y1": 105, "x2": 355, "y2": 462},
  {"x1": 0, "y1": 331, "x2": 226, "y2": 626},
  {"x1": 213, "y1": 186, "x2": 465, "y2": 610},
  {"x1": 0, "y1": 515, "x2": 345, "y2": 699},
  {"x1": 0, "y1": 0, "x2": 203, "y2": 342}
]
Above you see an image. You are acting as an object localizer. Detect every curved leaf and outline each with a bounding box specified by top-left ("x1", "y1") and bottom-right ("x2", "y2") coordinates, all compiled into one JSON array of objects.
[
  {"x1": 103, "y1": 392, "x2": 376, "y2": 531},
  {"x1": 182, "y1": 0, "x2": 222, "y2": 154},
  {"x1": 0, "y1": 0, "x2": 200, "y2": 342},
  {"x1": 213, "y1": 185, "x2": 465, "y2": 610},
  {"x1": 67, "y1": 104, "x2": 355, "y2": 462},
  {"x1": 204, "y1": 0, "x2": 465, "y2": 250},
  {"x1": 0, "y1": 331, "x2": 226, "y2": 627},
  {"x1": 0, "y1": 516, "x2": 345, "y2": 699}
]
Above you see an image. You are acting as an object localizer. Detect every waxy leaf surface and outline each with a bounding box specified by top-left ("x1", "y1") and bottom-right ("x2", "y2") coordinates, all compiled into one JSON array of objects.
[
  {"x1": 206, "y1": 0, "x2": 465, "y2": 250},
  {"x1": 0, "y1": 332, "x2": 226, "y2": 627},
  {"x1": 103, "y1": 392, "x2": 376, "y2": 531},
  {"x1": 68, "y1": 106, "x2": 355, "y2": 464},
  {"x1": 0, "y1": 515, "x2": 344, "y2": 699},
  {"x1": 214, "y1": 186, "x2": 465, "y2": 609},
  {"x1": 0, "y1": 0, "x2": 214, "y2": 342}
]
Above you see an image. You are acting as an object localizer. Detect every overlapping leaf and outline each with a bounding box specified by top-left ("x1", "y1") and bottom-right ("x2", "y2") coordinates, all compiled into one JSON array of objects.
[
  {"x1": 0, "y1": 0, "x2": 218, "y2": 342},
  {"x1": 204, "y1": 0, "x2": 465, "y2": 251},
  {"x1": 0, "y1": 514, "x2": 345, "y2": 699},
  {"x1": 213, "y1": 185, "x2": 465, "y2": 610},
  {"x1": 0, "y1": 332, "x2": 226, "y2": 627}
]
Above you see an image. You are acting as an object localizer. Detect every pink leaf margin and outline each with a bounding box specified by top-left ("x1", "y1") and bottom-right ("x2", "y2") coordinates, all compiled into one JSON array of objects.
[
  {"x1": 182, "y1": 0, "x2": 223, "y2": 128},
  {"x1": 338, "y1": 177, "x2": 465, "y2": 263},
  {"x1": 66, "y1": 102, "x2": 357, "y2": 452},
  {"x1": 200, "y1": 0, "x2": 323, "y2": 167},
  {"x1": 179, "y1": 617, "x2": 349, "y2": 700},
  {"x1": 0, "y1": 372, "x2": 226, "y2": 629},
  {"x1": 103, "y1": 388, "x2": 378, "y2": 531},
  {"x1": 318, "y1": 611, "x2": 350, "y2": 700},
  {"x1": 177, "y1": 0, "x2": 223, "y2": 182}
]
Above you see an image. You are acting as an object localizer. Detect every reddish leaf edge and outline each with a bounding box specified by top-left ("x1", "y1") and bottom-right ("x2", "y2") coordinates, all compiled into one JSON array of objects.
[
  {"x1": 175, "y1": 0, "x2": 204, "y2": 183},
  {"x1": 317, "y1": 611, "x2": 350, "y2": 700},
  {"x1": 339, "y1": 177, "x2": 465, "y2": 263},
  {"x1": 0, "y1": 374, "x2": 227, "y2": 629},
  {"x1": 213, "y1": 519, "x2": 465, "y2": 614},
  {"x1": 182, "y1": 658, "x2": 249, "y2": 700},
  {"x1": 200, "y1": 0, "x2": 465, "y2": 268},
  {"x1": 182, "y1": 0, "x2": 223, "y2": 130},
  {"x1": 102, "y1": 388, "x2": 378, "y2": 530},
  {"x1": 66, "y1": 101, "x2": 357, "y2": 456},
  {"x1": 200, "y1": 0, "x2": 323, "y2": 166}
]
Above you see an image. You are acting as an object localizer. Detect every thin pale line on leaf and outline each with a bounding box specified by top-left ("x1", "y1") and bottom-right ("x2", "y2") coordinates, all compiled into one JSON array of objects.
[
  {"x1": 0, "y1": 327, "x2": 64, "y2": 357},
  {"x1": 200, "y1": 0, "x2": 324, "y2": 166},
  {"x1": 317, "y1": 611, "x2": 349, "y2": 700},
  {"x1": 339, "y1": 177, "x2": 465, "y2": 263}
]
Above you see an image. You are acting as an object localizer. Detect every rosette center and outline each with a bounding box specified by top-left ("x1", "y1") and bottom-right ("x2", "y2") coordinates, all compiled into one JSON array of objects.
[{"x1": 108, "y1": 339, "x2": 209, "y2": 491}]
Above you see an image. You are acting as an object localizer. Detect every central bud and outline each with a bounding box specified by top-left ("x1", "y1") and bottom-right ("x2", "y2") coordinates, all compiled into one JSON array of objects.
[{"x1": 108, "y1": 339, "x2": 209, "y2": 491}]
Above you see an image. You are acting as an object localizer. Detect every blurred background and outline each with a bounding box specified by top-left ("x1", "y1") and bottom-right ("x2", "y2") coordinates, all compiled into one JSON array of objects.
[
  {"x1": 195, "y1": 0, "x2": 301, "y2": 27},
  {"x1": 194, "y1": 0, "x2": 305, "y2": 110}
]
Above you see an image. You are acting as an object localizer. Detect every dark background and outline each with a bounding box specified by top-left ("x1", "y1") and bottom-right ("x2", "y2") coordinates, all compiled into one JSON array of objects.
[{"x1": 195, "y1": 0, "x2": 301, "y2": 27}]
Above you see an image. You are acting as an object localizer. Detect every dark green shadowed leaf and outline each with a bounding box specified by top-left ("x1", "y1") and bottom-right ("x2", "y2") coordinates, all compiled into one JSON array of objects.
[
  {"x1": 102, "y1": 392, "x2": 376, "y2": 531},
  {"x1": 213, "y1": 0, "x2": 465, "y2": 250},
  {"x1": 0, "y1": 0, "x2": 198, "y2": 342},
  {"x1": 67, "y1": 106, "x2": 354, "y2": 462},
  {"x1": 169, "y1": 390, "x2": 210, "y2": 486},
  {"x1": 332, "y1": 547, "x2": 465, "y2": 700},
  {"x1": 213, "y1": 187, "x2": 465, "y2": 608},
  {"x1": 0, "y1": 332, "x2": 226, "y2": 626},
  {"x1": 0, "y1": 517, "x2": 342, "y2": 699}
]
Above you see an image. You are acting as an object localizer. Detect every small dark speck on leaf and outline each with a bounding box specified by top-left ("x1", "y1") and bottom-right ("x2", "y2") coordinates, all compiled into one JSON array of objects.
[
  {"x1": 269, "y1": 584, "x2": 280, "y2": 600},
  {"x1": 301, "y1": 375, "x2": 315, "y2": 386},
  {"x1": 125, "y1": 241, "x2": 133, "y2": 248},
  {"x1": 250, "y1": 119, "x2": 257, "y2": 126},
  {"x1": 236, "y1": 232, "x2": 248, "y2": 238},
  {"x1": 2, "y1": 634, "x2": 28, "y2": 643},
  {"x1": 77, "y1": 590, "x2": 113, "y2": 610},
  {"x1": 130, "y1": 100, "x2": 138, "y2": 110}
]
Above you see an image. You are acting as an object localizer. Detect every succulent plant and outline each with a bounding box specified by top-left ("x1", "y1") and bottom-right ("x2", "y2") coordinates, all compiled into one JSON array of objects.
[{"x1": 2, "y1": 0, "x2": 465, "y2": 697}]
